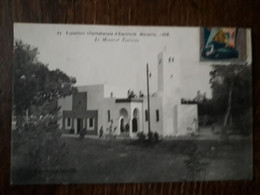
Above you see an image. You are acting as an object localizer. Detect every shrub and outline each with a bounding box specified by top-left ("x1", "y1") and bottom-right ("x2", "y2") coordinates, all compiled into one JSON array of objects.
[
  {"x1": 137, "y1": 131, "x2": 146, "y2": 141},
  {"x1": 148, "y1": 131, "x2": 159, "y2": 143},
  {"x1": 12, "y1": 116, "x2": 67, "y2": 183},
  {"x1": 147, "y1": 131, "x2": 153, "y2": 141},
  {"x1": 154, "y1": 132, "x2": 159, "y2": 142},
  {"x1": 69, "y1": 128, "x2": 75, "y2": 134},
  {"x1": 232, "y1": 108, "x2": 252, "y2": 136}
]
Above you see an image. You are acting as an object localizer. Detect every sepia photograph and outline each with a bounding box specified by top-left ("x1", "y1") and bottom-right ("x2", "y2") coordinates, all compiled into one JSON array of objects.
[{"x1": 11, "y1": 23, "x2": 253, "y2": 184}]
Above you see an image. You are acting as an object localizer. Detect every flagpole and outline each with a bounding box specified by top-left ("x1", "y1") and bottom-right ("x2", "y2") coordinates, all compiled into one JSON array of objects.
[{"x1": 146, "y1": 63, "x2": 151, "y2": 133}]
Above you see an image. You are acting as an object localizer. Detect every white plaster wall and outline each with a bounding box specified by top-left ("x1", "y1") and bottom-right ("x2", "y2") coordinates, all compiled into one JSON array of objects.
[
  {"x1": 57, "y1": 95, "x2": 72, "y2": 128},
  {"x1": 161, "y1": 98, "x2": 175, "y2": 136},
  {"x1": 143, "y1": 96, "x2": 163, "y2": 135},
  {"x1": 104, "y1": 84, "x2": 128, "y2": 98},
  {"x1": 157, "y1": 51, "x2": 164, "y2": 91},
  {"x1": 162, "y1": 52, "x2": 181, "y2": 99},
  {"x1": 101, "y1": 98, "x2": 122, "y2": 135},
  {"x1": 177, "y1": 104, "x2": 198, "y2": 136}
]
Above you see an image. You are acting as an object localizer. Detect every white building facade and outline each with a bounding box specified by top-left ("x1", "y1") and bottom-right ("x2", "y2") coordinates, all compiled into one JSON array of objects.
[{"x1": 58, "y1": 48, "x2": 198, "y2": 137}]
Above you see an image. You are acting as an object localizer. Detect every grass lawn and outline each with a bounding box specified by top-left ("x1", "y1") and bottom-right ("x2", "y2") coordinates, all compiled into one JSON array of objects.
[{"x1": 11, "y1": 136, "x2": 253, "y2": 184}]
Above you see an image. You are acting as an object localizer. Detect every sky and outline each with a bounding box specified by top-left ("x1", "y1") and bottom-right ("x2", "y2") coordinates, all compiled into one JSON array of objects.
[{"x1": 14, "y1": 23, "x2": 213, "y2": 99}]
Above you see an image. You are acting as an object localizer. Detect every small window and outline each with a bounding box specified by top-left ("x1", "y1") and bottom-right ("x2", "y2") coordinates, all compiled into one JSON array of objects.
[
  {"x1": 65, "y1": 118, "x2": 71, "y2": 129},
  {"x1": 145, "y1": 110, "x2": 148, "y2": 121},
  {"x1": 89, "y1": 118, "x2": 93, "y2": 127},
  {"x1": 107, "y1": 110, "x2": 110, "y2": 122},
  {"x1": 87, "y1": 118, "x2": 95, "y2": 130},
  {"x1": 169, "y1": 57, "x2": 174, "y2": 63},
  {"x1": 156, "y1": 109, "x2": 159, "y2": 122}
]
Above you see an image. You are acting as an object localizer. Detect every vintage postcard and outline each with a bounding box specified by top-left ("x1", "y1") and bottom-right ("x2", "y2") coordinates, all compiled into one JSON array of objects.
[{"x1": 11, "y1": 23, "x2": 253, "y2": 184}]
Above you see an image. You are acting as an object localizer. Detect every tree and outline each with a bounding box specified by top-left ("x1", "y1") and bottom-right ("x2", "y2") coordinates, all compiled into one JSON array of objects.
[
  {"x1": 13, "y1": 40, "x2": 77, "y2": 124},
  {"x1": 209, "y1": 64, "x2": 252, "y2": 134},
  {"x1": 127, "y1": 89, "x2": 136, "y2": 99},
  {"x1": 12, "y1": 40, "x2": 77, "y2": 183}
]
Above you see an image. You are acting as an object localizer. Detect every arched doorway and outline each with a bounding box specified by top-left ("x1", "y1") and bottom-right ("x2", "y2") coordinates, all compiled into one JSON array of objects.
[
  {"x1": 119, "y1": 108, "x2": 128, "y2": 133},
  {"x1": 132, "y1": 108, "x2": 139, "y2": 133},
  {"x1": 132, "y1": 118, "x2": 138, "y2": 133},
  {"x1": 120, "y1": 118, "x2": 125, "y2": 132}
]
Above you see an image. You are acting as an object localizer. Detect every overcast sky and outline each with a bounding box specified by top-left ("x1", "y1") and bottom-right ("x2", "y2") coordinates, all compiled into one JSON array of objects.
[{"x1": 14, "y1": 23, "x2": 213, "y2": 99}]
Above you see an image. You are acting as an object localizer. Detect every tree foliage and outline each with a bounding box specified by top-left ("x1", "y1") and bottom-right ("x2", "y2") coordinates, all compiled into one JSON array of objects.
[
  {"x1": 14, "y1": 40, "x2": 77, "y2": 116},
  {"x1": 127, "y1": 89, "x2": 137, "y2": 99},
  {"x1": 12, "y1": 40, "x2": 77, "y2": 183},
  {"x1": 209, "y1": 64, "x2": 252, "y2": 133}
]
